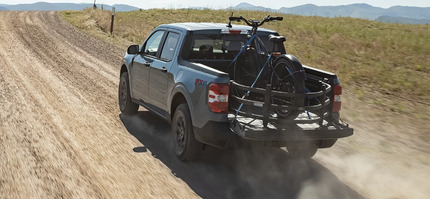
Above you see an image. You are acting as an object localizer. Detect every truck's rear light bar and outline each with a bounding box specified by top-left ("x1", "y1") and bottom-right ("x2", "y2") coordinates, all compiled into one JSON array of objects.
[
  {"x1": 332, "y1": 83, "x2": 342, "y2": 112},
  {"x1": 208, "y1": 83, "x2": 229, "y2": 113}
]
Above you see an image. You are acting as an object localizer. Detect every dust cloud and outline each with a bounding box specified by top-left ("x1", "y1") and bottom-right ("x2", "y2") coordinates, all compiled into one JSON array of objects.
[{"x1": 121, "y1": 110, "x2": 363, "y2": 199}]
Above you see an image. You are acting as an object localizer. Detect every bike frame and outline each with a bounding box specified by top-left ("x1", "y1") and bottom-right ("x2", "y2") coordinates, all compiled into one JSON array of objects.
[{"x1": 227, "y1": 15, "x2": 285, "y2": 118}]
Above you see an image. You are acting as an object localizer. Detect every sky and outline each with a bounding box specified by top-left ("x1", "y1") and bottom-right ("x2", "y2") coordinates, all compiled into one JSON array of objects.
[{"x1": 1, "y1": 0, "x2": 430, "y2": 9}]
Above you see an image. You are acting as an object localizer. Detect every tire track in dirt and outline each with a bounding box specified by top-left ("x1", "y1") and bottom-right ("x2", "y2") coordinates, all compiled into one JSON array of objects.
[
  {"x1": 0, "y1": 11, "x2": 107, "y2": 198},
  {"x1": 0, "y1": 11, "x2": 198, "y2": 199}
]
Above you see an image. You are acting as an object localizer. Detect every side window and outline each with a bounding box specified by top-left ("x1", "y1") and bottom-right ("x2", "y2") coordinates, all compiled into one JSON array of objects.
[
  {"x1": 160, "y1": 32, "x2": 180, "y2": 61},
  {"x1": 143, "y1": 31, "x2": 165, "y2": 57}
]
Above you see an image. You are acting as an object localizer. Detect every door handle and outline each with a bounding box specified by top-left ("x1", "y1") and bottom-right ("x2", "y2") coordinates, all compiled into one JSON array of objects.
[
  {"x1": 161, "y1": 67, "x2": 167, "y2": 73},
  {"x1": 143, "y1": 62, "x2": 150, "y2": 67}
]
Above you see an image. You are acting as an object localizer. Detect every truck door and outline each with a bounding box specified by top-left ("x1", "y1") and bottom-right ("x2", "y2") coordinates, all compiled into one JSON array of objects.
[
  {"x1": 131, "y1": 30, "x2": 165, "y2": 102},
  {"x1": 148, "y1": 31, "x2": 180, "y2": 111}
]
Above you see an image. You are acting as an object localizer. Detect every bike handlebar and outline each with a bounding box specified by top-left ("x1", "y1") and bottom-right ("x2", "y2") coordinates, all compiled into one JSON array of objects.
[
  {"x1": 229, "y1": 16, "x2": 242, "y2": 21},
  {"x1": 229, "y1": 15, "x2": 283, "y2": 27},
  {"x1": 268, "y1": 16, "x2": 283, "y2": 21}
]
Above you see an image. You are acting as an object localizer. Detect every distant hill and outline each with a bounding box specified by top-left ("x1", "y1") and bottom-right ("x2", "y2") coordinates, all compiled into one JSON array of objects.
[
  {"x1": 0, "y1": 2, "x2": 140, "y2": 11},
  {"x1": 384, "y1": 6, "x2": 430, "y2": 19},
  {"x1": 108, "y1": 4, "x2": 141, "y2": 12},
  {"x1": 278, "y1": 3, "x2": 385, "y2": 19},
  {"x1": 231, "y1": 2, "x2": 430, "y2": 22},
  {"x1": 233, "y1": 2, "x2": 274, "y2": 12},
  {"x1": 376, "y1": 16, "x2": 430, "y2": 24}
]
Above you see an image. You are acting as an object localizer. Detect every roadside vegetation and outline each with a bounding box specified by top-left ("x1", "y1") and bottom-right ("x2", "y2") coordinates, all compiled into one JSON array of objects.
[{"x1": 61, "y1": 8, "x2": 430, "y2": 120}]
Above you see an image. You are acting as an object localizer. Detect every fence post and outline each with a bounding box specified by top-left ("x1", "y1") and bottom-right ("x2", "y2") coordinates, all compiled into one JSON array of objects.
[{"x1": 110, "y1": 7, "x2": 115, "y2": 35}]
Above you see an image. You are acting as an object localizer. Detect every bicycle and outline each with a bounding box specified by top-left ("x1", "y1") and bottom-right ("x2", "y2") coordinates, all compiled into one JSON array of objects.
[{"x1": 227, "y1": 15, "x2": 306, "y2": 121}]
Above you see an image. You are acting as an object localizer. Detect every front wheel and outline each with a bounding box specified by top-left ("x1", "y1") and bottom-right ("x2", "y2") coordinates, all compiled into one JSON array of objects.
[
  {"x1": 118, "y1": 72, "x2": 138, "y2": 115},
  {"x1": 171, "y1": 104, "x2": 202, "y2": 161}
]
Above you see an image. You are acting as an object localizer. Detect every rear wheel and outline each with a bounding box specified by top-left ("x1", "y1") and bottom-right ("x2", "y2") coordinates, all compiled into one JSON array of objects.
[
  {"x1": 172, "y1": 104, "x2": 202, "y2": 161},
  {"x1": 286, "y1": 141, "x2": 318, "y2": 158},
  {"x1": 118, "y1": 72, "x2": 138, "y2": 115},
  {"x1": 271, "y1": 56, "x2": 306, "y2": 120},
  {"x1": 319, "y1": 139, "x2": 338, "y2": 148}
]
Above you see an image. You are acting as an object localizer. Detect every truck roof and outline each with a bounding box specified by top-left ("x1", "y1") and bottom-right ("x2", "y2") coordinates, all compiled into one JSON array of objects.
[{"x1": 158, "y1": 23, "x2": 277, "y2": 34}]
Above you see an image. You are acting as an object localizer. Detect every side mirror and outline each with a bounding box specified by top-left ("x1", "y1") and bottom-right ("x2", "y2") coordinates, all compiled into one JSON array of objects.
[{"x1": 127, "y1": 45, "x2": 140, "y2": 54}]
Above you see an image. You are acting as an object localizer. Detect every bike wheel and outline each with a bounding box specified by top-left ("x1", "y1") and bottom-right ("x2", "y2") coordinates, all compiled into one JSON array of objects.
[{"x1": 270, "y1": 56, "x2": 305, "y2": 120}]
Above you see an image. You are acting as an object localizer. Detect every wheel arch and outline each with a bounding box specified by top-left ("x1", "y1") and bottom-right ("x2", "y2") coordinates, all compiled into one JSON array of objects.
[
  {"x1": 120, "y1": 64, "x2": 135, "y2": 99},
  {"x1": 171, "y1": 93, "x2": 187, "y2": 119},
  {"x1": 120, "y1": 64, "x2": 128, "y2": 76},
  {"x1": 169, "y1": 85, "x2": 194, "y2": 123}
]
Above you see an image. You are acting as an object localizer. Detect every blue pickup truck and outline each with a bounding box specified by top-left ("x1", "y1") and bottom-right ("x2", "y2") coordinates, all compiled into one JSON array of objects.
[{"x1": 118, "y1": 19, "x2": 353, "y2": 161}]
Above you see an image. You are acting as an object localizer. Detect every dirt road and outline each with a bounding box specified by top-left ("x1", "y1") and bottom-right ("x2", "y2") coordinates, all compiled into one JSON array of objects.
[
  {"x1": 0, "y1": 11, "x2": 200, "y2": 198},
  {"x1": 0, "y1": 11, "x2": 428, "y2": 199}
]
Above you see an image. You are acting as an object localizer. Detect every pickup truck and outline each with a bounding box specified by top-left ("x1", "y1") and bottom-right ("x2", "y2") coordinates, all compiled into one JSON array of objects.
[{"x1": 118, "y1": 21, "x2": 353, "y2": 161}]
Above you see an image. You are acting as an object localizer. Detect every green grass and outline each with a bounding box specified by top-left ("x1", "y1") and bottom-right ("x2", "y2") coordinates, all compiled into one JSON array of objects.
[{"x1": 61, "y1": 8, "x2": 430, "y2": 117}]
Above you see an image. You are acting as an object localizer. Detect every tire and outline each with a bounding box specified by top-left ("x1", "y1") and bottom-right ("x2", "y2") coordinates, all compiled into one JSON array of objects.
[
  {"x1": 286, "y1": 141, "x2": 318, "y2": 158},
  {"x1": 319, "y1": 139, "x2": 338, "y2": 148},
  {"x1": 118, "y1": 72, "x2": 138, "y2": 115},
  {"x1": 271, "y1": 55, "x2": 306, "y2": 120},
  {"x1": 171, "y1": 104, "x2": 202, "y2": 161}
]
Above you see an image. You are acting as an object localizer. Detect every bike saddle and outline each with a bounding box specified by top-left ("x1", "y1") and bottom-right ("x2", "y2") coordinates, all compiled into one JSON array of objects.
[{"x1": 269, "y1": 35, "x2": 286, "y2": 43}]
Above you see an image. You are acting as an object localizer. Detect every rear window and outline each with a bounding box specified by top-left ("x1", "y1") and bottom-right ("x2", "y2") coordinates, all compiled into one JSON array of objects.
[{"x1": 182, "y1": 33, "x2": 282, "y2": 60}]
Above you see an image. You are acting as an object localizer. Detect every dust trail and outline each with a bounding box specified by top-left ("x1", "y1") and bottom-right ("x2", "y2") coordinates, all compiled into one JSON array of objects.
[{"x1": 120, "y1": 111, "x2": 363, "y2": 199}]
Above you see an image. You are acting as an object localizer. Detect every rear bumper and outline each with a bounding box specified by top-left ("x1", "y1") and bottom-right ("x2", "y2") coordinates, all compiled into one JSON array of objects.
[
  {"x1": 194, "y1": 120, "x2": 353, "y2": 148},
  {"x1": 237, "y1": 124, "x2": 353, "y2": 141},
  {"x1": 193, "y1": 121, "x2": 236, "y2": 148}
]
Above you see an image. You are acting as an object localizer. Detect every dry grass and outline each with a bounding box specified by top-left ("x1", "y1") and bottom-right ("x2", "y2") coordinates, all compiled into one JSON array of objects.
[{"x1": 61, "y1": 8, "x2": 430, "y2": 119}]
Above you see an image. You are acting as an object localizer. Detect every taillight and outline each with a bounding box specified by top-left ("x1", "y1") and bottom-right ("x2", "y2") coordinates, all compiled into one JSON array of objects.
[
  {"x1": 332, "y1": 83, "x2": 342, "y2": 112},
  {"x1": 208, "y1": 83, "x2": 229, "y2": 113}
]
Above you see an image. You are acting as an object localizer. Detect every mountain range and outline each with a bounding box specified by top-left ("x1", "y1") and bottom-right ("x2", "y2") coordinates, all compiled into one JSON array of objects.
[
  {"x1": 0, "y1": 2, "x2": 139, "y2": 12},
  {"x1": 233, "y1": 2, "x2": 430, "y2": 24},
  {"x1": 376, "y1": 16, "x2": 430, "y2": 25},
  {"x1": 1, "y1": 2, "x2": 429, "y2": 24}
]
